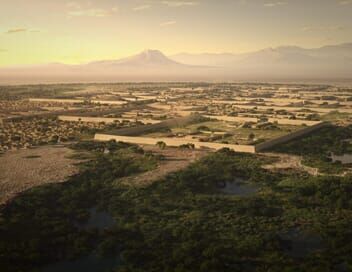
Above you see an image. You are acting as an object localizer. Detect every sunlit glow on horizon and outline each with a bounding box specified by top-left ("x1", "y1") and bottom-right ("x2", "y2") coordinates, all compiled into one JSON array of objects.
[{"x1": 1, "y1": 0, "x2": 351, "y2": 67}]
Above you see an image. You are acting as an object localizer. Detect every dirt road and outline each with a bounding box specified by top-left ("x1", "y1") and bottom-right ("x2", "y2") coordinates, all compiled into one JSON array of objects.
[{"x1": 119, "y1": 146, "x2": 208, "y2": 187}]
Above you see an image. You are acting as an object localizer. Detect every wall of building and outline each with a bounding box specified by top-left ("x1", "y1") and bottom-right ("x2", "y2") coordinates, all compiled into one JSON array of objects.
[
  {"x1": 205, "y1": 115, "x2": 321, "y2": 126},
  {"x1": 28, "y1": 98, "x2": 127, "y2": 105},
  {"x1": 109, "y1": 114, "x2": 204, "y2": 136},
  {"x1": 94, "y1": 134, "x2": 256, "y2": 153},
  {"x1": 58, "y1": 116, "x2": 161, "y2": 124},
  {"x1": 29, "y1": 98, "x2": 85, "y2": 104},
  {"x1": 210, "y1": 103, "x2": 352, "y2": 114},
  {"x1": 255, "y1": 121, "x2": 329, "y2": 152},
  {"x1": 93, "y1": 116, "x2": 329, "y2": 155}
]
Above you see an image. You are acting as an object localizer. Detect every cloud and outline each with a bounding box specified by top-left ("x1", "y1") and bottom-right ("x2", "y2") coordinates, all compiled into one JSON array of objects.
[
  {"x1": 302, "y1": 25, "x2": 346, "y2": 32},
  {"x1": 66, "y1": 1, "x2": 81, "y2": 9},
  {"x1": 133, "y1": 4, "x2": 151, "y2": 11},
  {"x1": 133, "y1": 0, "x2": 199, "y2": 9},
  {"x1": 238, "y1": 0, "x2": 248, "y2": 5},
  {"x1": 5, "y1": 28, "x2": 27, "y2": 34},
  {"x1": 160, "y1": 20, "x2": 176, "y2": 27},
  {"x1": 68, "y1": 7, "x2": 118, "y2": 17},
  {"x1": 161, "y1": 1, "x2": 199, "y2": 7},
  {"x1": 339, "y1": 0, "x2": 352, "y2": 5},
  {"x1": 66, "y1": 2, "x2": 118, "y2": 17},
  {"x1": 264, "y1": 1, "x2": 287, "y2": 7}
]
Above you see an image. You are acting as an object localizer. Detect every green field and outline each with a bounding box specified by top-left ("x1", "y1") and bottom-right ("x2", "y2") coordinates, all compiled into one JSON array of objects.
[{"x1": 144, "y1": 120, "x2": 304, "y2": 145}]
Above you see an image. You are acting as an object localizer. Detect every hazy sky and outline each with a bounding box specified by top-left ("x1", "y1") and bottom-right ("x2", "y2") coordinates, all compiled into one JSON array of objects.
[{"x1": 1, "y1": 0, "x2": 352, "y2": 66}]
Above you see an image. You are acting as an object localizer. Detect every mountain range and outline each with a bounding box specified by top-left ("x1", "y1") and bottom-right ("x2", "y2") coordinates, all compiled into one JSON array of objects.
[
  {"x1": 171, "y1": 43, "x2": 352, "y2": 66},
  {"x1": 1, "y1": 44, "x2": 352, "y2": 84}
]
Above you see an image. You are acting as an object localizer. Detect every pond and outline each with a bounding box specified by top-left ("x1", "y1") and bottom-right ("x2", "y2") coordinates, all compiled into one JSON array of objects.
[
  {"x1": 279, "y1": 228, "x2": 323, "y2": 258},
  {"x1": 76, "y1": 207, "x2": 115, "y2": 231},
  {"x1": 217, "y1": 178, "x2": 259, "y2": 196},
  {"x1": 44, "y1": 207, "x2": 117, "y2": 272},
  {"x1": 42, "y1": 252, "x2": 120, "y2": 272},
  {"x1": 330, "y1": 153, "x2": 352, "y2": 165},
  {"x1": 334, "y1": 261, "x2": 350, "y2": 272}
]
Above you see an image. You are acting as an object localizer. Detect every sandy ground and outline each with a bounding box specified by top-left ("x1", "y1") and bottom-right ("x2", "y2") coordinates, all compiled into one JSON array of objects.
[
  {"x1": 261, "y1": 153, "x2": 319, "y2": 176},
  {"x1": 0, "y1": 146, "x2": 80, "y2": 205},
  {"x1": 262, "y1": 152, "x2": 352, "y2": 177},
  {"x1": 119, "y1": 146, "x2": 208, "y2": 187}
]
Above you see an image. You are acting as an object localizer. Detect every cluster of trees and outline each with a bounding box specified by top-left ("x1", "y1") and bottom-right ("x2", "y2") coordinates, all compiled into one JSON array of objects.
[
  {"x1": 1, "y1": 144, "x2": 352, "y2": 271},
  {"x1": 0, "y1": 141, "x2": 158, "y2": 272},
  {"x1": 273, "y1": 125, "x2": 352, "y2": 174}
]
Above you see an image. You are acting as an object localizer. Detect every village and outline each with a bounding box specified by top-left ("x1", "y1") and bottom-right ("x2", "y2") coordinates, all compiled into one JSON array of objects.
[
  {"x1": 1, "y1": 83, "x2": 351, "y2": 154},
  {"x1": 1, "y1": 83, "x2": 352, "y2": 196},
  {"x1": 2, "y1": 82, "x2": 352, "y2": 272}
]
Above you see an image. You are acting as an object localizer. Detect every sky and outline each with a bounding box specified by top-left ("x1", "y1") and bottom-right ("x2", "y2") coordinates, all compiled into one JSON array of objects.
[{"x1": 0, "y1": 0, "x2": 352, "y2": 67}]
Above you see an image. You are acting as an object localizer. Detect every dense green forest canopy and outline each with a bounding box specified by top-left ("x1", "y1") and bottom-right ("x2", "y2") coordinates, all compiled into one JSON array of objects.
[
  {"x1": 272, "y1": 125, "x2": 352, "y2": 174},
  {"x1": 1, "y1": 141, "x2": 352, "y2": 272}
]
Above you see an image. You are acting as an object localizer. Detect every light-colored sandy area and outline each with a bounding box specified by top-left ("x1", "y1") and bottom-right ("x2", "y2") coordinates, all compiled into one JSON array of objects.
[
  {"x1": 119, "y1": 146, "x2": 208, "y2": 187},
  {"x1": 262, "y1": 152, "x2": 352, "y2": 177},
  {"x1": 0, "y1": 146, "x2": 80, "y2": 205},
  {"x1": 261, "y1": 153, "x2": 319, "y2": 176},
  {"x1": 28, "y1": 98, "x2": 127, "y2": 105},
  {"x1": 29, "y1": 98, "x2": 84, "y2": 104}
]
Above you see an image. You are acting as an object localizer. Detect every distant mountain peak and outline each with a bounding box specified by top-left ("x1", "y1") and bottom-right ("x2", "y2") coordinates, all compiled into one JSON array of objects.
[
  {"x1": 141, "y1": 49, "x2": 164, "y2": 56},
  {"x1": 1, "y1": 43, "x2": 351, "y2": 83},
  {"x1": 88, "y1": 49, "x2": 184, "y2": 67},
  {"x1": 132, "y1": 49, "x2": 174, "y2": 64}
]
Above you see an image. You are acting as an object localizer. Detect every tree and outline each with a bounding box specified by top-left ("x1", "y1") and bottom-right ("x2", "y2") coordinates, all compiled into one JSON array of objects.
[
  {"x1": 179, "y1": 143, "x2": 195, "y2": 150},
  {"x1": 248, "y1": 133, "x2": 255, "y2": 141},
  {"x1": 156, "y1": 141, "x2": 167, "y2": 150}
]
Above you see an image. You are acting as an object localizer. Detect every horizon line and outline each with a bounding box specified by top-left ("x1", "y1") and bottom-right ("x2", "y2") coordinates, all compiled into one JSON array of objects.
[{"x1": 1, "y1": 42, "x2": 352, "y2": 68}]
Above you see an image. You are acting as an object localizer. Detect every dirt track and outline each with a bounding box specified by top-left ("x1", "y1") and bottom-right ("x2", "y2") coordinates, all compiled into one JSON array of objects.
[
  {"x1": 119, "y1": 146, "x2": 208, "y2": 187},
  {"x1": 261, "y1": 152, "x2": 319, "y2": 175}
]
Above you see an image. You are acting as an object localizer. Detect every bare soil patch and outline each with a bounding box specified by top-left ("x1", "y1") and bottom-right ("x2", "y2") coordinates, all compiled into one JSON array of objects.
[
  {"x1": 0, "y1": 145, "x2": 80, "y2": 205},
  {"x1": 261, "y1": 152, "x2": 319, "y2": 176}
]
